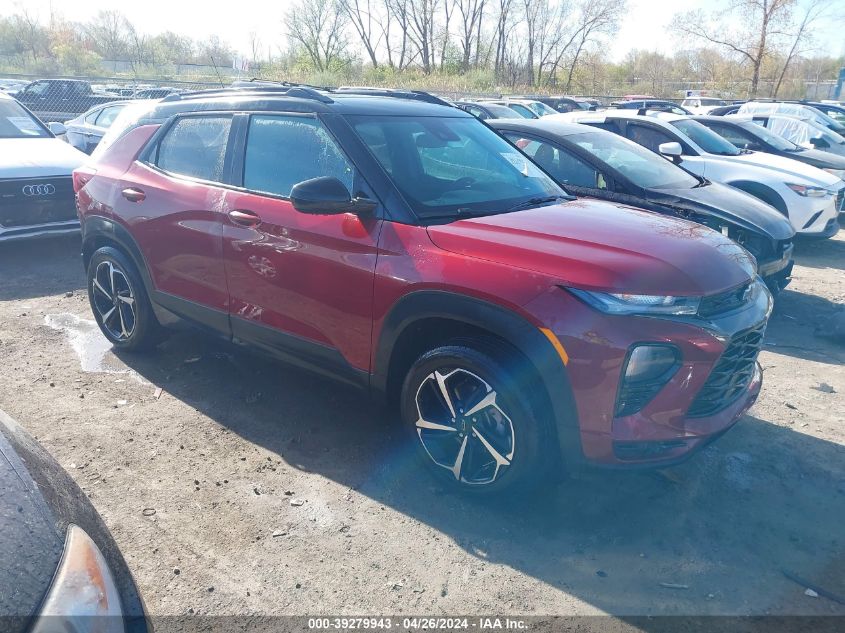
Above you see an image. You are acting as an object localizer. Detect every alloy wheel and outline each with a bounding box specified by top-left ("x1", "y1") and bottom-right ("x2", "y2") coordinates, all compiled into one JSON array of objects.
[
  {"x1": 414, "y1": 368, "x2": 515, "y2": 485},
  {"x1": 91, "y1": 261, "x2": 137, "y2": 341}
]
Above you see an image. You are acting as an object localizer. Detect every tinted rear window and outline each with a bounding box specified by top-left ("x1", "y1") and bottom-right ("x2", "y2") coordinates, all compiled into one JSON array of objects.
[{"x1": 156, "y1": 116, "x2": 232, "y2": 182}]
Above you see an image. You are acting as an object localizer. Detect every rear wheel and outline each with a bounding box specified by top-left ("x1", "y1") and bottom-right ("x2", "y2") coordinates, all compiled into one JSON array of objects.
[
  {"x1": 400, "y1": 343, "x2": 551, "y2": 494},
  {"x1": 87, "y1": 247, "x2": 161, "y2": 351}
]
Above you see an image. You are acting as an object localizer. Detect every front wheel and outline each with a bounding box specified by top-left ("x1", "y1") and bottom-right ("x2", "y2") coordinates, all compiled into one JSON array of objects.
[
  {"x1": 87, "y1": 246, "x2": 161, "y2": 351},
  {"x1": 400, "y1": 343, "x2": 551, "y2": 494}
]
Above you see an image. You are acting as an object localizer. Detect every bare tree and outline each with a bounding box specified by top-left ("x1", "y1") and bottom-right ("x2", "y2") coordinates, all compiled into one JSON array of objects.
[
  {"x1": 561, "y1": 0, "x2": 626, "y2": 91},
  {"x1": 771, "y1": 0, "x2": 828, "y2": 97},
  {"x1": 85, "y1": 10, "x2": 129, "y2": 61},
  {"x1": 674, "y1": 0, "x2": 797, "y2": 97},
  {"x1": 456, "y1": 0, "x2": 486, "y2": 71},
  {"x1": 439, "y1": 0, "x2": 457, "y2": 70},
  {"x1": 285, "y1": 0, "x2": 349, "y2": 71},
  {"x1": 340, "y1": 0, "x2": 383, "y2": 67},
  {"x1": 406, "y1": 0, "x2": 439, "y2": 73},
  {"x1": 493, "y1": 0, "x2": 515, "y2": 77},
  {"x1": 124, "y1": 22, "x2": 149, "y2": 75},
  {"x1": 386, "y1": 0, "x2": 412, "y2": 69},
  {"x1": 7, "y1": 10, "x2": 49, "y2": 62}
]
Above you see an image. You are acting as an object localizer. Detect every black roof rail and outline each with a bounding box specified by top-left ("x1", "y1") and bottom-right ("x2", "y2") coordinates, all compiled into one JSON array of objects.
[
  {"x1": 334, "y1": 86, "x2": 454, "y2": 107},
  {"x1": 161, "y1": 83, "x2": 334, "y2": 104}
]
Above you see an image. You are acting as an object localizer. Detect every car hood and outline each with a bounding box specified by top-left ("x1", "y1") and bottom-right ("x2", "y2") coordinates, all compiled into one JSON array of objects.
[
  {"x1": 0, "y1": 138, "x2": 87, "y2": 178},
  {"x1": 648, "y1": 181, "x2": 795, "y2": 241},
  {"x1": 714, "y1": 150, "x2": 842, "y2": 188},
  {"x1": 427, "y1": 199, "x2": 755, "y2": 296},
  {"x1": 0, "y1": 420, "x2": 64, "y2": 629}
]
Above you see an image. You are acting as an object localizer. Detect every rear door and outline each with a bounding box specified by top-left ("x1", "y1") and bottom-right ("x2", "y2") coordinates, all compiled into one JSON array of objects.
[
  {"x1": 116, "y1": 113, "x2": 235, "y2": 332},
  {"x1": 221, "y1": 112, "x2": 382, "y2": 381}
]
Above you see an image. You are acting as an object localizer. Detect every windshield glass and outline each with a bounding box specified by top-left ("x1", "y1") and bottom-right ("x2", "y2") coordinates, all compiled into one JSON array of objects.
[
  {"x1": 569, "y1": 131, "x2": 699, "y2": 190},
  {"x1": 530, "y1": 102, "x2": 557, "y2": 116},
  {"x1": 671, "y1": 119, "x2": 741, "y2": 156},
  {"x1": 350, "y1": 115, "x2": 565, "y2": 219},
  {"x1": 484, "y1": 103, "x2": 520, "y2": 118},
  {"x1": 505, "y1": 103, "x2": 537, "y2": 118},
  {"x1": 0, "y1": 99, "x2": 49, "y2": 138},
  {"x1": 737, "y1": 121, "x2": 800, "y2": 151}
]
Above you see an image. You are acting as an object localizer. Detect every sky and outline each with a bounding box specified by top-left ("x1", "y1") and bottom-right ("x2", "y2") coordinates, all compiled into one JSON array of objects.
[{"x1": 1, "y1": 0, "x2": 843, "y2": 63}]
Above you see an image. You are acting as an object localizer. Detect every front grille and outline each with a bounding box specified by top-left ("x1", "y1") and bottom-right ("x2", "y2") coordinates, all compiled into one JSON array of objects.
[
  {"x1": 0, "y1": 176, "x2": 76, "y2": 228},
  {"x1": 687, "y1": 323, "x2": 765, "y2": 417},
  {"x1": 698, "y1": 281, "x2": 751, "y2": 318},
  {"x1": 837, "y1": 188, "x2": 844, "y2": 213}
]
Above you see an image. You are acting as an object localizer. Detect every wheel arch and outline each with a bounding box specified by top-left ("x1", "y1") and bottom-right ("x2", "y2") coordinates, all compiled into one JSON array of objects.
[
  {"x1": 81, "y1": 216, "x2": 154, "y2": 294},
  {"x1": 727, "y1": 180, "x2": 789, "y2": 216},
  {"x1": 373, "y1": 290, "x2": 583, "y2": 470}
]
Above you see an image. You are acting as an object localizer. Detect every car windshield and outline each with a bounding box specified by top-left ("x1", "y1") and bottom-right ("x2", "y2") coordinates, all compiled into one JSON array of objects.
[
  {"x1": 505, "y1": 103, "x2": 537, "y2": 118},
  {"x1": 671, "y1": 119, "x2": 741, "y2": 156},
  {"x1": 483, "y1": 103, "x2": 520, "y2": 118},
  {"x1": 737, "y1": 121, "x2": 800, "y2": 151},
  {"x1": 568, "y1": 131, "x2": 700, "y2": 190},
  {"x1": 0, "y1": 99, "x2": 49, "y2": 138},
  {"x1": 530, "y1": 102, "x2": 558, "y2": 116},
  {"x1": 350, "y1": 115, "x2": 566, "y2": 220},
  {"x1": 575, "y1": 101, "x2": 593, "y2": 110}
]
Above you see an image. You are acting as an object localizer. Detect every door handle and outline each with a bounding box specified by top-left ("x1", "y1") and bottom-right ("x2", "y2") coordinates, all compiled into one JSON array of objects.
[
  {"x1": 121, "y1": 187, "x2": 146, "y2": 202},
  {"x1": 228, "y1": 209, "x2": 262, "y2": 227}
]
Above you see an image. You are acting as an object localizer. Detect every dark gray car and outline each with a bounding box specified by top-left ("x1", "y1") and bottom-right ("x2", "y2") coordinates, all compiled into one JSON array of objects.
[
  {"x1": 491, "y1": 118, "x2": 796, "y2": 292},
  {"x1": 0, "y1": 409, "x2": 149, "y2": 633}
]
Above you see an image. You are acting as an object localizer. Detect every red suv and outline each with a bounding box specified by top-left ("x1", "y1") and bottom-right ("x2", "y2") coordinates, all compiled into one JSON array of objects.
[{"x1": 74, "y1": 86, "x2": 772, "y2": 493}]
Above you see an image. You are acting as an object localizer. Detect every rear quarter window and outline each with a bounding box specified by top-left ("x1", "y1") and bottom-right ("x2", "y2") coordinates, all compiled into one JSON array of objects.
[{"x1": 155, "y1": 116, "x2": 232, "y2": 182}]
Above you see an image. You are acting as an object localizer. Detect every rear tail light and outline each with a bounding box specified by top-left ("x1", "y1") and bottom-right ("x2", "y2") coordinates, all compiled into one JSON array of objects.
[
  {"x1": 615, "y1": 345, "x2": 680, "y2": 417},
  {"x1": 72, "y1": 166, "x2": 97, "y2": 193}
]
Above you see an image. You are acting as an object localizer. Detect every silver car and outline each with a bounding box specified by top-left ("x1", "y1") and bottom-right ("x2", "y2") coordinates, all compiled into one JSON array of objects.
[{"x1": 62, "y1": 101, "x2": 129, "y2": 154}]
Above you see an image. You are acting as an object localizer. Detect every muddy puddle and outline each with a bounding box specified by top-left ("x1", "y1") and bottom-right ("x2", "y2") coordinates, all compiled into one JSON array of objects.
[{"x1": 44, "y1": 313, "x2": 142, "y2": 380}]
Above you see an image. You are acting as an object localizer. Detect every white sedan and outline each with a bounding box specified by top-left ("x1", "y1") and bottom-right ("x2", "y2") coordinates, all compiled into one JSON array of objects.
[{"x1": 556, "y1": 109, "x2": 844, "y2": 238}]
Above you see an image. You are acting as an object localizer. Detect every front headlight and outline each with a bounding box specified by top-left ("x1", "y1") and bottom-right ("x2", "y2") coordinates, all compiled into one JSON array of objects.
[
  {"x1": 785, "y1": 183, "x2": 833, "y2": 198},
  {"x1": 30, "y1": 525, "x2": 125, "y2": 633},
  {"x1": 567, "y1": 288, "x2": 701, "y2": 316}
]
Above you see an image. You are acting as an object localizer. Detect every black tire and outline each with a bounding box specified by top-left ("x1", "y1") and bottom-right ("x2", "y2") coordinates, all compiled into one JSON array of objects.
[
  {"x1": 399, "y1": 341, "x2": 553, "y2": 495},
  {"x1": 87, "y1": 246, "x2": 161, "y2": 352}
]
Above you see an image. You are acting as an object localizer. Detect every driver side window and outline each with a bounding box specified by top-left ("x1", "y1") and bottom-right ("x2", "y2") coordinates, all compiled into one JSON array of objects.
[
  {"x1": 626, "y1": 124, "x2": 674, "y2": 153},
  {"x1": 508, "y1": 135, "x2": 603, "y2": 189},
  {"x1": 243, "y1": 115, "x2": 355, "y2": 198},
  {"x1": 709, "y1": 124, "x2": 759, "y2": 150}
]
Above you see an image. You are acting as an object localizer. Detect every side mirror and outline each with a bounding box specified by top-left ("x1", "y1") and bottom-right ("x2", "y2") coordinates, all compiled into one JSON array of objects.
[
  {"x1": 290, "y1": 176, "x2": 377, "y2": 216},
  {"x1": 658, "y1": 141, "x2": 683, "y2": 163},
  {"x1": 48, "y1": 122, "x2": 66, "y2": 136}
]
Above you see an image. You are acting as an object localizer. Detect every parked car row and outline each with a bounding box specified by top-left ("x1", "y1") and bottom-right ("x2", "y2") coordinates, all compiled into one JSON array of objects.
[{"x1": 2, "y1": 80, "x2": 843, "y2": 627}]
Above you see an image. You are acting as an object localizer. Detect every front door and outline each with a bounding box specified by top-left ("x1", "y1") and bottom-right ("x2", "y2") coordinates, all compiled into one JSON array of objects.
[{"x1": 222, "y1": 113, "x2": 382, "y2": 382}]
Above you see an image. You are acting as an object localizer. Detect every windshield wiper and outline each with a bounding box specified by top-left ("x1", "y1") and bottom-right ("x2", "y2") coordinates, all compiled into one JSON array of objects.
[{"x1": 505, "y1": 195, "x2": 571, "y2": 212}]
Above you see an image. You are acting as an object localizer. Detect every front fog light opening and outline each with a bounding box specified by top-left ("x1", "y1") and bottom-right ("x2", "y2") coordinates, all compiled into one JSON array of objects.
[{"x1": 615, "y1": 344, "x2": 680, "y2": 417}]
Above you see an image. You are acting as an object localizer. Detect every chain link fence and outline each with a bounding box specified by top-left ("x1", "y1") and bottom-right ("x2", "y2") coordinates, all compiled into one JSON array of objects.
[{"x1": 1, "y1": 72, "x2": 649, "y2": 124}]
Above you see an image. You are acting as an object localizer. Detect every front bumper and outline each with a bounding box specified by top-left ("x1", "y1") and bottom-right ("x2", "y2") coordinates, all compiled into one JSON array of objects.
[
  {"x1": 0, "y1": 176, "x2": 79, "y2": 242},
  {"x1": 794, "y1": 194, "x2": 841, "y2": 237},
  {"x1": 525, "y1": 278, "x2": 772, "y2": 468},
  {"x1": 0, "y1": 219, "x2": 80, "y2": 242},
  {"x1": 757, "y1": 242, "x2": 793, "y2": 291}
]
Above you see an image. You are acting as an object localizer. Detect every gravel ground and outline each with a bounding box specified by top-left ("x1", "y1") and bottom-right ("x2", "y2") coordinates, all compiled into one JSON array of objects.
[{"x1": 0, "y1": 231, "x2": 843, "y2": 620}]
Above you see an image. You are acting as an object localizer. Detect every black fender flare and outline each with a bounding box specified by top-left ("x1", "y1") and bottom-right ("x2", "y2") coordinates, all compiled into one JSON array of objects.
[
  {"x1": 727, "y1": 181, "x2": 789, "y2": 216},
  {"x1": 372, "y1": 290, "x2": 583, "y2": 467},
  {"x1": 81, "y1": 215, "x2": 155, "y2": 295}
]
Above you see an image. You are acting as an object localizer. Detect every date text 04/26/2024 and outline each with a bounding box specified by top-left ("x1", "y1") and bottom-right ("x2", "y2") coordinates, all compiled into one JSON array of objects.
[{"x1": 307, "y1": 617, "x2": 528, "y2": 630}]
